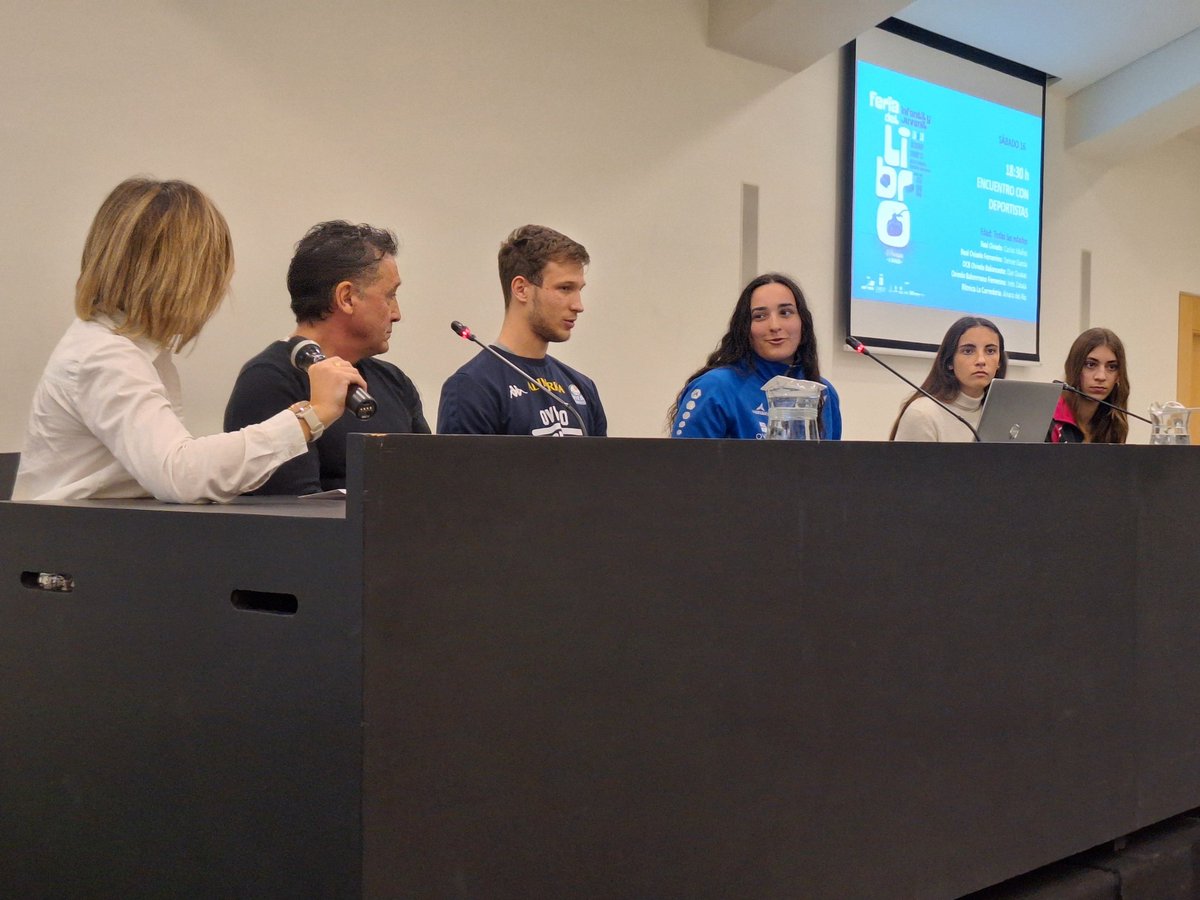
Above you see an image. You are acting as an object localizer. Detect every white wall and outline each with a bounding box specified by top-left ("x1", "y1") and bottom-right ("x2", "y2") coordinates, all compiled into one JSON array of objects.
[{"x1": 2, "y1": 0, "x2": 1198, "y2": 452}]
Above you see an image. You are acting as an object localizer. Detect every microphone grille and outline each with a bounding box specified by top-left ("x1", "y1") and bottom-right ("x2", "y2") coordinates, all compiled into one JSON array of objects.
[{"x1": 289, "y1": 339, "x2": 323, "y2": 370}]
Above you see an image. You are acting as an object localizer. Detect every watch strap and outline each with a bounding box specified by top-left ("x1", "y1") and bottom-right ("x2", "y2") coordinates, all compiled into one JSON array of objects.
[{"x1": 292, "y1": 402, "x2": 325, "y2": 441}]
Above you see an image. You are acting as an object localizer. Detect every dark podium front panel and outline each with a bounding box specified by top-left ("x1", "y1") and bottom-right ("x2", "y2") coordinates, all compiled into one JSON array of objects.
[
  {"x1": 4, "y1": 439, "x2": 1200, "y2": 898},
  {"x1": 0, "y1": 500, "x2": 362, "y2": 897},
  {"x1": 355, "y1": 437, "x2": 1198, "y2": 899}
]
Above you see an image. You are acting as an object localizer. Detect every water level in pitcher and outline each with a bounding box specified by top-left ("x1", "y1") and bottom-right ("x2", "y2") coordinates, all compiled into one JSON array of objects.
[
  {"x1": 766, "y1": 414, "x2": 818, "y2": 441},
  {"x1": 1149, "y1": 432, "x2": 1191, "y2": 446}
]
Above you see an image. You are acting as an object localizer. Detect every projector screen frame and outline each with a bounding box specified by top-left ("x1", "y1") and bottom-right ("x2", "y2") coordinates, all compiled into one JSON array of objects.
[{"x1": 838, "y1": 18, "x2": 1050, "y2": 362}]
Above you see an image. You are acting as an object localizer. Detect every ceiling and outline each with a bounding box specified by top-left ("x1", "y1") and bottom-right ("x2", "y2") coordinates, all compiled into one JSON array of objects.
[
  {"x1": 896, "y1": 0, "x2": 1200, "y2": 96},
  {"x1": 708, "y1": 0, "x2": 1200, "y2": 159}
]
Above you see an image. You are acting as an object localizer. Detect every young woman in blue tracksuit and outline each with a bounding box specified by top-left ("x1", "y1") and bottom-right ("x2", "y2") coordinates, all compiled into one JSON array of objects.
[{"x1": 668, "y1": 273, "x2": 841, "y2": 440}]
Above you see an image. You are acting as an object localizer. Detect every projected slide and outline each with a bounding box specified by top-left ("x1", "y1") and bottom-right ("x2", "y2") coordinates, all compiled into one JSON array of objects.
[
  {"x1": 852, "y1": 61, "x2": 1042, "y2": 324},
  {"x1": 842, "y1": 21, "x2": 1046, "y2": 359}
]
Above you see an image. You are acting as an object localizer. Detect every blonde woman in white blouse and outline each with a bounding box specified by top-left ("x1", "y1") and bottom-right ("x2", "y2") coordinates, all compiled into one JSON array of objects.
[{"x1": 14, "y1": 177, "x2": 366, "y2": 503}]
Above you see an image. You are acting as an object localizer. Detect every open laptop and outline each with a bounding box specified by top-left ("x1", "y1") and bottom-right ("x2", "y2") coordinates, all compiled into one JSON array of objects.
[{"x1": 976, "y1": 380, "x2": 1063, "y2": 443}]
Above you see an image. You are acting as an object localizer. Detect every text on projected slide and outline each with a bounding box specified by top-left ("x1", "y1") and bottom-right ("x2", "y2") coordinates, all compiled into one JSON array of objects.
[{"x1": 852, "y1": 61, "x2": 1043, "y2": 323}]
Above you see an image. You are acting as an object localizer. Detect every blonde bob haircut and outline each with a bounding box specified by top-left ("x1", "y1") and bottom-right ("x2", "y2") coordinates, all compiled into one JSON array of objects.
[{"x1": 75, "y1": 178, "x2": 234, "y2": 351}]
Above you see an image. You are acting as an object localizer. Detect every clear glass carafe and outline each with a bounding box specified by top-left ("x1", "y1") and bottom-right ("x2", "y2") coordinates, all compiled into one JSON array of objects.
[
  {"x1": 1148, "y1": 401, "x2": 1196, "y2": 445},
  {"x1": 762, "y1": 376, "x2": 825, "y2": 441}
]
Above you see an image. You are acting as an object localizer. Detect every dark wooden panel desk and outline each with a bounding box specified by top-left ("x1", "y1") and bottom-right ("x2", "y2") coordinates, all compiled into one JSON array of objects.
[
  {"x1": 0, "y1": 498, "x2": 362, "y2": 896},
  {"x1": 3, "y1": 437, "x2": 1198, "y2": 898}
]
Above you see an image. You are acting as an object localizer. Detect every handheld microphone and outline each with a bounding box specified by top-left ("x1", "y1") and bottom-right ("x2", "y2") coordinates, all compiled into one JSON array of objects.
[
  {"x1": 846, "y1": 336, "x2": 980, "y2": 441},
  {"x1": 1053, "y1": 380, "x2": 1151, "y2": 424},
  {"x1": 289, "y1": 339, "x2": 377, "y2": 420},
  {"x1": 449, "y1": 320, "x2": 588, "y2": 436}
]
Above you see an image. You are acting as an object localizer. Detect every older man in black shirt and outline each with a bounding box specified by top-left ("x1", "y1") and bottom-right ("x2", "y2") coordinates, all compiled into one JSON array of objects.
[{"x1": 224, "y1": 221, "x2": 429, "y2": 495}]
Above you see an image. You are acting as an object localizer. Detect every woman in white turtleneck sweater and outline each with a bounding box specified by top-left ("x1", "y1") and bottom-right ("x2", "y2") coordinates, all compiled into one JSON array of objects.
[{"x1": 889, "y1": 316, "x2": 1008, "y2": 442}]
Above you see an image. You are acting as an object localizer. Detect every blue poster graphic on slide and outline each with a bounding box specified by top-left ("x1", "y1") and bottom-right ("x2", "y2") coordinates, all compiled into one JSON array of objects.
[{"x1": 852, "y1": 61, "x2": 1042, "y2": 322}]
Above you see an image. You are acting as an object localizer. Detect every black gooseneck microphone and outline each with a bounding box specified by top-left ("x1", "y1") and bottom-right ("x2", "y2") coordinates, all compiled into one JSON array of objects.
[
  {"x1": 450, "y1": 320, "x2": 588, "y2": 436},
  {"x1": 1053, "y1": 380, "x2": 1151, "y2": 424},
  {"x1": 846, "y1": 336, "x2": 981, "y2": 441},
  {"x1": 289, "y1": 339, "x2": 377, "y2": 420}
]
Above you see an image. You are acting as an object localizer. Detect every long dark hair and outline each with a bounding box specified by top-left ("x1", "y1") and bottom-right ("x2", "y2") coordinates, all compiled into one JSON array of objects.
[
  {"x1": 887, "y1": 316, "x2": 1008, "y2": 440},
  {"x1": 667, "y1": 273, "x2": 822, "y2": 425},
  {"x1": 1063, "y1": 327, "x2": 1129, "y2": 444}
]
